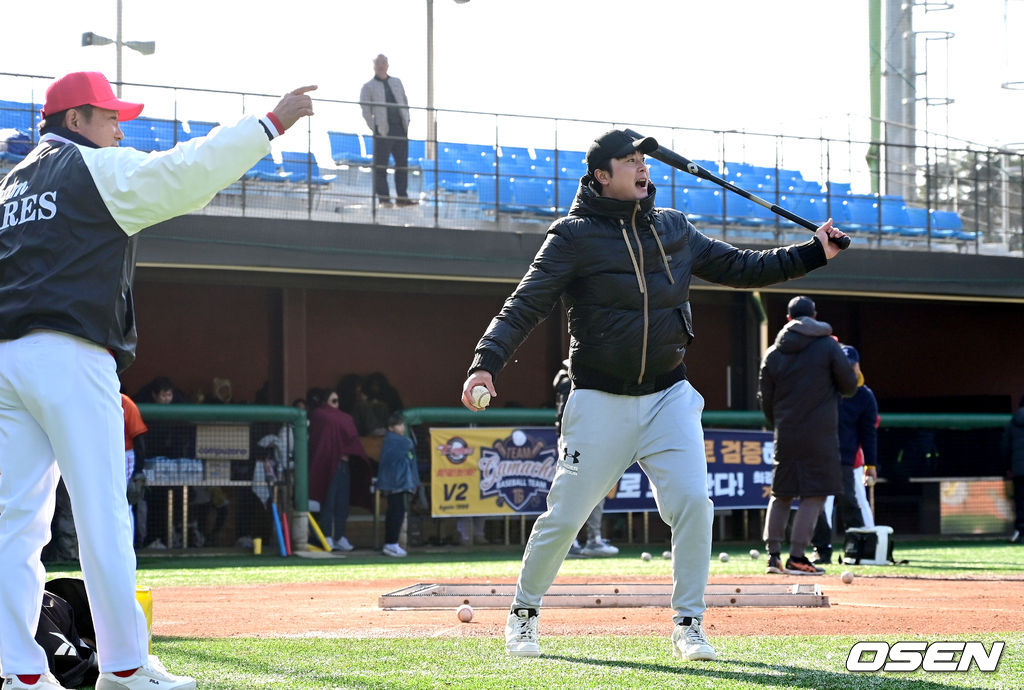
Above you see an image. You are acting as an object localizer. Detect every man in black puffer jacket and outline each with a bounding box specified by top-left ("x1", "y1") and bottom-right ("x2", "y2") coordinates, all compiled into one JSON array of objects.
[
  {"x1": 460, "y1": 130, "x2": 849, "y2": 662},
  {"x1": 758, "y1": 296, "x2": 858, "y2": 576}
]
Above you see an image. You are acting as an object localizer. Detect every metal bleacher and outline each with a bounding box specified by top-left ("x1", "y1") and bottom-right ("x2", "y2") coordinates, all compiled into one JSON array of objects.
[{"x1": 0, "y1": 86, "x2": 985, "y2": 251}]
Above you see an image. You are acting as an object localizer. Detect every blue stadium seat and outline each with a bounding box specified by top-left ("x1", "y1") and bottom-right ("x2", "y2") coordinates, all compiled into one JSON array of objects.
[
  {"x1": 842, "y1": 194, "x2": 881, "y2": 233},
  {"x1": 245, "y1": 155, "x2": 290, "y2": 182},
  {"x1": 327, "y1": 131, "x2": 371, "y2": 166},
  {"x1": 0, "y1": 99, "x2": 39, "y2": 131},
  {"x1": 119, "y1": 117, "x2": 176, "y2": 151},
  {"x1": 646, "y1": 158, "x2": 673, "y2": 190},
  {"x1": 724, "y1": 161, "x2": 757, "y2": 185},
  {"x1": 879, "y1": 196, "x2": 912, "y2": 236},
  {"x1": 785, "y1": 189, "x2": 829, "y2": 225},
  {"x1": 680, "y1": 186, "x2": 723, "y2": 224},
  {"x1": 1, "y1": 128, "x2": 32, "y2": 158},
  {"x1": 177, "y1": 120, "x2": 217, "y2": 142},
  {"x1": 497, "y1": 146, "x2": 534, "y2": 174},
  {"x1": 513, "y1": 177, "x2": 556, "y2": 215},
  {"x1": 824, "y1": 181, "x2": 852, "y2": 197},
  {"x1": 475, "y1": 174, "x2": 522, "y2": 213},
  {"x1": 930, "y1": 210, "x2": 975, "y2": 241},
  {"x1": 280, "y1": 151, "x2": 334, "y2": 184},
  {"x1": 556, "y1": 150, "x2": 587, "y2": 182},
  {"x1": 555, "y1": 179, "x2": 579, "y2": 213},
  {"x1": 899, "y1": 206, "x2": 929, "y2": 238},
  {"x1": 407, "y1": 138, "x2": 426, "y2": 168}
]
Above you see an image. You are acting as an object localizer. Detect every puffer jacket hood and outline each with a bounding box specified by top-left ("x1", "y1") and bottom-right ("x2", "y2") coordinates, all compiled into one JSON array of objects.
[{"x1": 773, "y1": 316, "x2": 834, "y2": 353}]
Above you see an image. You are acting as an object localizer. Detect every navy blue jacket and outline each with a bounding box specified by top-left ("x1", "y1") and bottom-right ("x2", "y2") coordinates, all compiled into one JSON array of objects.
[
  {"x1": 838, "y1": 384, "x2": 879, "y2": 467},
  {"x1": 0, "y1": 116, "x2": 276, "y2": 371}
]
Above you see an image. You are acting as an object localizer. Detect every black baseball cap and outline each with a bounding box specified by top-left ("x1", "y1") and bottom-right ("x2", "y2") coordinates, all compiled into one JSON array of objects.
[
  {"x1": 586, "y1": 129, "x2": 659, "y2": 173},
  {"x1": 787, "y1": 295, "x2": 816, "y2": 318}
]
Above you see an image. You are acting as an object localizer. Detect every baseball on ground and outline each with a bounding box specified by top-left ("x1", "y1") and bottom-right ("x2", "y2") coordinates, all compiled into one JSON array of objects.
[
  {"x1": 749, "y1": 548, "x2": 760, "y2": 559},
  {"x1": 640, "y1": 551, "x2": 652, "y2": 561},
  {"x1": 841, "y1": 571, "x2": 855, "y2": 584},
  {"x1": 661, "y1": 550, "x2": 672, "y2": 559},
  {"x1": 457, "y1": 604, "x2": 474, "y2": 622},
  {"x1": 719, "y1": 552, "x2": 730, "y2": 562},
  {"x1": 470, "y1": 385, "x2": 491, "y2": 409}
]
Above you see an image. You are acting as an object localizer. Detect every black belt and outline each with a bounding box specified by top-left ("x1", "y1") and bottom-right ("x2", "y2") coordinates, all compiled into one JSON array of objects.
[{"x1": 571, "y1": 363, "x2": 686, "y2": 397}]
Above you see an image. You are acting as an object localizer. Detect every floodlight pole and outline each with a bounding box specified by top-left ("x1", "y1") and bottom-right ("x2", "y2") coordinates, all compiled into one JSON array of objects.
[
  {"x1": 82, "y1": 0, "x2": 155, "y2": 97},
  {"x1": 426, "y1": 0, "x2": 470, "y2": 160},
  {"x1": 116, "y1": 0, "x2": 124, "y2": 97}
]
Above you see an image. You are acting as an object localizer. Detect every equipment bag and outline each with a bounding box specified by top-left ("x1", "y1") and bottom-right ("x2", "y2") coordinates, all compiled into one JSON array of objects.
[
  {"x1": 38, "y1": 577, "x2": 99, "y2": 687},
  {"x1": 843, "y1": 525, "x2": 896, "y2": 565}
]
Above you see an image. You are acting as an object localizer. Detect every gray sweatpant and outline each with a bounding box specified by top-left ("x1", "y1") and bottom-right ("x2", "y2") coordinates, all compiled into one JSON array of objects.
[{"x1": 513, "y1": 380, "x2": 713, "y2": 624}]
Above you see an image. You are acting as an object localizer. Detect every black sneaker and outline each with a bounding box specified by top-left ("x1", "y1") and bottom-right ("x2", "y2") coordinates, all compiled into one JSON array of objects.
[
  {"x1": 785, "y1": 555, "x2": 825, "y2": 575},
  {"x1": 766, "y1": 553, "x2": 785, "y2": 574}
]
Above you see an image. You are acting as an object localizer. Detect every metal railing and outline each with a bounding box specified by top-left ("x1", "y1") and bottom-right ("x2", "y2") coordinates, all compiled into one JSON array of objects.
[{"x1": 4, "y1": 71, "x2": 1020, "y2": 257}]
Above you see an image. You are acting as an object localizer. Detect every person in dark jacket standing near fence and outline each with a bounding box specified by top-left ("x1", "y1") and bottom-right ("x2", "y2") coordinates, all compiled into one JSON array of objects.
[
  {"x1": 1002, "y1": 395, "x2": 1024, "y2": 544},
  {"x1": 0, "y1": 71, "x2": 314, "y2": 690},
  {"x1": 459, "y1": 129, "x2": 849, "y2": 661},
  {"x1": 758, "y1": 296, "x2": 858, "y2": 576},
  {"x1": 376, "y1": 412, "x2": 419, "y2": 557}
]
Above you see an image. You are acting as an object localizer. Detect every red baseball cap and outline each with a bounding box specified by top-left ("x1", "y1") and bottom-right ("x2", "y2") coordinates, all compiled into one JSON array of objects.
[{"x1": 41, "y1": 71, "x2": 144, "y2": 121}]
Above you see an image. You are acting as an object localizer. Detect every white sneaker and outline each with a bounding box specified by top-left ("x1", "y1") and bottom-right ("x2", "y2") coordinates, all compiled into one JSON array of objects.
[
  {"x1": 332, "y1": 536, "x2": 354, "y2": 552},
  {"x1": 568, "y1": 539, "x2": 583, "y2": 555},
  {"x1": 95, "y1": 655, "x2": 196, "y2": 689},
  {"x1": 505, "y1": 607, "x2": 540, "y2": 656},
  {"x1": 671, "y1": 617, "x2": 717, "y2": 661},
  {"x1": 382, "y1": 542, "x2": 407, "y2": 557},
  {"x1": 3, "y1": 672, "x2": 68, "y2": 689},
  {"x1": 324, "y1": 536, "x2": 335, "y2": 550},
  {"x1": 581, "y1": 538, "x2": 619, "y2": 557}
]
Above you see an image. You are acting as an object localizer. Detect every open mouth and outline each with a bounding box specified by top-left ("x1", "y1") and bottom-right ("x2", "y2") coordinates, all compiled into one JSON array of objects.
[{"x1": 635, "y1": 178, "x2": 648, "y2": 190}]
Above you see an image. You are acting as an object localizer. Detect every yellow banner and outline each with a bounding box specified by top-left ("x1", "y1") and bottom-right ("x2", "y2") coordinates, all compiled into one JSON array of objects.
[{"x1": 430, "y1": 426, "x2": 558, "y2": 517}]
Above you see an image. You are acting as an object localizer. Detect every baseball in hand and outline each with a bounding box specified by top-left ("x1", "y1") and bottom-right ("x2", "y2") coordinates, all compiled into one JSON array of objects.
[
  {"x1": 457, "y1": 604, "x2": 474, "y2": 622},
  {"x1": 719, "y1": 552, "x2": 730, "y2": 563},
  {"x1": 470, "y1": 385, "x2": 491, "y2": 409},
  {"x1": 841, "y1": 570, "x2": 855, "y2": 584}
]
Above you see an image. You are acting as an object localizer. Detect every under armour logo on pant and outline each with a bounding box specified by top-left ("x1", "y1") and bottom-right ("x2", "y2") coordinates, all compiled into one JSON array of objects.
[{"x1": 565, "y1": 449, "x2": 581, "y2": 464}]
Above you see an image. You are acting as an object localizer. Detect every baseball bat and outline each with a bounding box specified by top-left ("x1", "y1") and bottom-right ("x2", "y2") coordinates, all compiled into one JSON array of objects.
[
  {"x1": 270, "y1": 496, "x2": 287, "y2": 557},
  {"x1": 307, "y1": 511, "x2": 332, "y2": 551},
  {"x1": 280, "y1": 506, "x2": 293, "y2": 557},
  {"x1": 623, "y1": 128, "x2": 852, "y2": 250}
]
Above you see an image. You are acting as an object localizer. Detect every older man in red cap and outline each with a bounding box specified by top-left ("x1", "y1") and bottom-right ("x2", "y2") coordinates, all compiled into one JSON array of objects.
[{"x1": 0, "y1": 72, "x2": 315, "y2": 690}]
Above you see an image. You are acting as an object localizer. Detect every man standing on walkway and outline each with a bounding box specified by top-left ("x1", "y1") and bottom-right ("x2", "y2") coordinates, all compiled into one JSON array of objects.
[{"x1": 360, "y1": 54, "x2": 415, "y2": 207}]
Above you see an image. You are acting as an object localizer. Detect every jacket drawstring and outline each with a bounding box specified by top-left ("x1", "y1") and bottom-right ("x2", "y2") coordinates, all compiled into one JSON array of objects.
[
  {"x1": 629, "y1": 205, "x2": 650, "y2": 383},
  {"x1": 650, "y1": 222, "x2": 675, "y2": 284},
  {"x1": 619, "y1": 219, "x2": 645, "y2": 295}
]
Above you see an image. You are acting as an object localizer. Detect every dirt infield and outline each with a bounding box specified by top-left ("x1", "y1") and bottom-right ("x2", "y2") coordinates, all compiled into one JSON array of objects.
[{"x1": 153, "y1": 574, "x2": 1024, "y2": 639}]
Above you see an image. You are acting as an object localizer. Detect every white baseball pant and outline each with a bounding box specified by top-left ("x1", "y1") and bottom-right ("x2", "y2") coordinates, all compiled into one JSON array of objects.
[
  {"x1": 513, "y1": 380, "x2": 713, "y2": 624},
  {"x1": 852, "y1": 465, "x2": 875, "y2": 528},
  {"x1": 0, "y1": 331, "x2": 149, "y2": 676}
]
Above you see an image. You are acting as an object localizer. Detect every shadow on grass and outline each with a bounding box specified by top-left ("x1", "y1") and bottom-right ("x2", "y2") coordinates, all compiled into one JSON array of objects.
[{"x1": 542, "y1": 653, "x2": 960, "y2": 689}]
